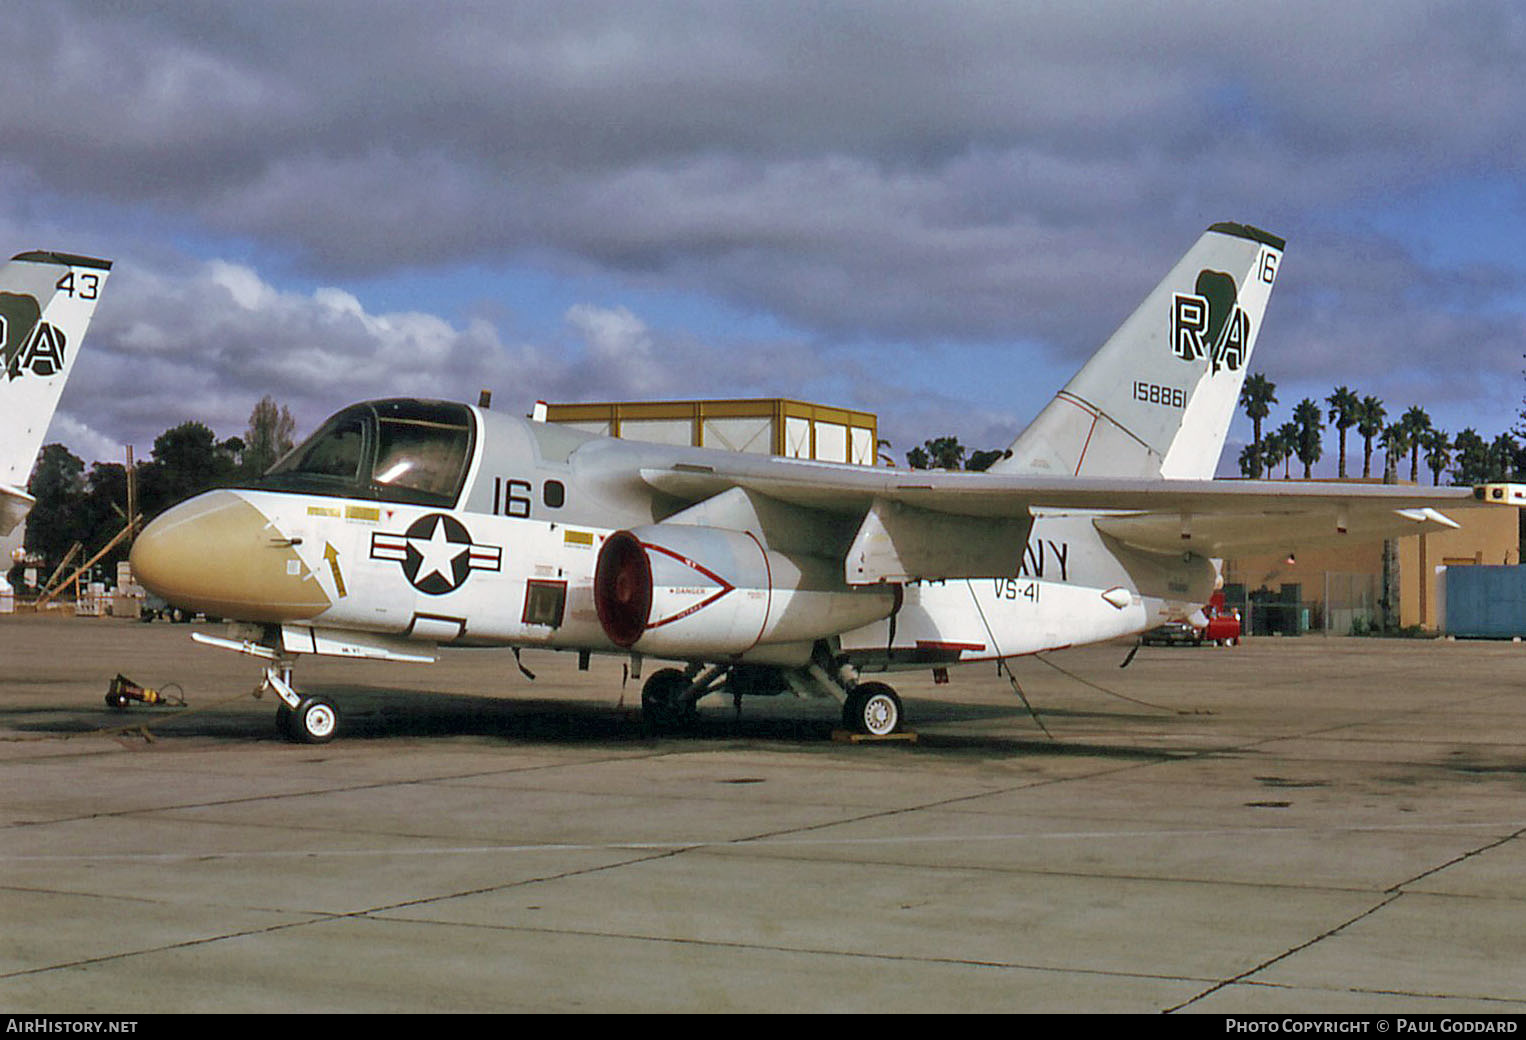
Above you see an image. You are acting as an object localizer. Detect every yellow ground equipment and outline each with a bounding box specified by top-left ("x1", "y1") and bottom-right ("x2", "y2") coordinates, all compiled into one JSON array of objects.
[{"x1": 105, "y1": 674, "x2": 185, "y2": 709}]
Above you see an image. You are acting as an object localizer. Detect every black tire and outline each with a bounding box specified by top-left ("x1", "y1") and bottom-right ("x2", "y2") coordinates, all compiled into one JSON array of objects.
[
  {"x1": 843, "y1": 682, "x2": 902, "y2": 736},
  {"x1": 642, "y1": 668, "x2": 694, "y2": 728},
  {"x1": 275, "y1": 703, "x2": 294, "y2": 740},
  {"x1": 288, "y1": 696, "x2": 340, "y2": 744}
]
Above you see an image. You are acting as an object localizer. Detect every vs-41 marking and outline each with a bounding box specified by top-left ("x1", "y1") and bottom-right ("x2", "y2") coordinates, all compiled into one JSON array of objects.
[{"x1": 993, "y1": 578, "x2": 1040, "y2": 602}]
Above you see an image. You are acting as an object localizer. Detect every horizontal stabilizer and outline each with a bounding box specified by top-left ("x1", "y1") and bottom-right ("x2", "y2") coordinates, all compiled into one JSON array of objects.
[{"x1": 1, "y1": 484, "x2": 34, "y2": 538}]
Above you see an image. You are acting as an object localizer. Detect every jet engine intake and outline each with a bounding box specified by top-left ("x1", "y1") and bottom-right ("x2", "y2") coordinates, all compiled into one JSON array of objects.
[{"x1": 594, "y1": 525, "x2": 897, "y2": 659}]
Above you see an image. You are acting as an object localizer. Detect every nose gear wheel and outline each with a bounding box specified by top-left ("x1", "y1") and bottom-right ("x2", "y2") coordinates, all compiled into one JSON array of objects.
[{"x1": 279, "y1": 695, "x2": 340, "y2": 744}]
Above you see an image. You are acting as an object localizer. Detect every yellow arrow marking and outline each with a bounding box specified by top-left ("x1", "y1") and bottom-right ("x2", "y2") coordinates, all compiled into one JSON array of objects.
[{"x1": 323, "y1": 542, "x2": 347, "y2": 598}]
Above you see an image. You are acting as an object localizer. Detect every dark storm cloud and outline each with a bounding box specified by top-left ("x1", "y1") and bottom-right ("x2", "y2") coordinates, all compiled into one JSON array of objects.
[{"x1": 1252, "y1": 228, "x2": 1526, "y2": 423}]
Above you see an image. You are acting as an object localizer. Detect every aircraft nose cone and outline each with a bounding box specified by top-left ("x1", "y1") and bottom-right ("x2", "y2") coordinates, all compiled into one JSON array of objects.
[{"x1": 130, "y1": 490, "x2": 331, "y2": 622}]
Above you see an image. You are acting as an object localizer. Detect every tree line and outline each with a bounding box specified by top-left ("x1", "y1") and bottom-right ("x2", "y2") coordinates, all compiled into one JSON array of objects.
[
  {"x1": 1237, "y1": 376, "x2": 1525, "y2": 486},
  {"x1": 903, "y1": 436, "x2": 1007, "y2": 472},
  {"x1": 10, "y1": 397, "x2": 295, "y2": 587},
  {"x1": 16, "y1": 380, "x2": 1522, "y2": 590},
  {"x1": 900, "y1": 376, "x2": 1525, "y2": 490}
]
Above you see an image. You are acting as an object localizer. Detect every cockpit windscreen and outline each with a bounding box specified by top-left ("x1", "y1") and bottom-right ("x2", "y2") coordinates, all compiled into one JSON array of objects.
[{"x1": 258, "y1": 400, "x2": 475, "y2": 507}]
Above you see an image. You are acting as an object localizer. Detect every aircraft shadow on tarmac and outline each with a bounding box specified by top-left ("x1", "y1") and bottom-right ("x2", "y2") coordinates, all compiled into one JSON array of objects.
[{"x1": 11, "y1": 685, "x2": 1187, "y2": 760}]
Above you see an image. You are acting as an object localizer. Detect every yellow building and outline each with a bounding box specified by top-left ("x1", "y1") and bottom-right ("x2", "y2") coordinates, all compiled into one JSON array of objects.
[
  {"x1": 536, "y1": 398, "x2": 881, "y2": 466},
  {"x1": 1222, "y1": 480, "x2": 1519, "y2": 634}
]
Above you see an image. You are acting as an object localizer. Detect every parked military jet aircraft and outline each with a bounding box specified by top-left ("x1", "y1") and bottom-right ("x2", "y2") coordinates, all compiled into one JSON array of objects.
[
  {"x1": 129, "y1": 223, "x2": 1523, "y2": 742},
  {"x1": 1, "y1": 250, "x2": 113, "y2": 537}
]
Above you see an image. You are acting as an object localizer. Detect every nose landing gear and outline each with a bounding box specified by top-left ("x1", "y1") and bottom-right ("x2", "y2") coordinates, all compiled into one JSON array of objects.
[{"x1": 264, "y1": 663, "x2": 341, "y2": 744}]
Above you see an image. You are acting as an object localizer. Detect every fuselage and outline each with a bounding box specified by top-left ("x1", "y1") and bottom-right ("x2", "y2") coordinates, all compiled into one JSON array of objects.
[{"x1": 130, "y1": 399, "x2": 1214, "y2": 671}]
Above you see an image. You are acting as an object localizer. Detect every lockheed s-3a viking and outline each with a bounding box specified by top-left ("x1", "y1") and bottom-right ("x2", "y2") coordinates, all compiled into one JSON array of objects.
[{"x1": 129, "y1": 223, "x2": 1525, "y2": 743}]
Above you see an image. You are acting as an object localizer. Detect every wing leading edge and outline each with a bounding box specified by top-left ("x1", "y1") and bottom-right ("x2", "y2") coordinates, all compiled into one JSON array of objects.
[{"x1": 640, "y1": 460, "x2": 1520, "y2": 582}]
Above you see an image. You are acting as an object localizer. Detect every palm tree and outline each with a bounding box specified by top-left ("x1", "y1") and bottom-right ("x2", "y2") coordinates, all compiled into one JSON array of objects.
[
  {"x1": 1239, "y1": 374, "x2": 1277, "y2": 457},
  {"x1": 1261, "y1": 430, "x2": 1285, "y2": 480},
  {"x1": 1451, "y1": 428, "x2": 1489, "y2": 485},
  {"x1": 1326, "y1": 386, "x2": 1360, "y2": 478},
  {"x1": 924, "y1": 436, "x2": 966, "y2": 470},
  {"x1": 1237, "y1": 442, "x2": 1263, "y2": 479},
  {"x1": 1276, "y1": 420, "x2": 1299, "y2": 479},
  {"x1": 1293, "y1": 398, "x2": 1323, "y2": 478},
  {"x1": 1355, "y1": 395, "x2": 1386, "y2": 478},
  {"x1": 1422, "y1": 428, "x2": 1452, "y2": 486},
  {"x1": 1382, "y1": 423, "x2": 1412, "y2": 482},
  {"x1": 1401, "y1": 405, "x2": 1432, "y2": 484}
]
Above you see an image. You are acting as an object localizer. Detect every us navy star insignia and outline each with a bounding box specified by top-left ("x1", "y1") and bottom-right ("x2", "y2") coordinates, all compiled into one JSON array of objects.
[{"x1": 370, "y1": 513, "x2": 502, "y2": 594}]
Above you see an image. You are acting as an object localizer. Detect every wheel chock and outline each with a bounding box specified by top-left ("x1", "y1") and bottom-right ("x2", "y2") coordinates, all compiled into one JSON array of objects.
[{"x1": 831, "y1": 729, "x2": 918, "y2": 744}]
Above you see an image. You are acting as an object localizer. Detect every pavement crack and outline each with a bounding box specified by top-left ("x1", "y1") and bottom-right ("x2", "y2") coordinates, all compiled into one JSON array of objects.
[
  {"x1": 1387, "y1": 823, "x2": 1526, "y2": 892},
  {"x1": 342, "y1": 913, "x2": 1225, "y2": 988},
  {"x1": 0, "y1": 917, "x2": 329, "y2": 981},
  {"x1": 1164, "y1": 891, "x2": 1406, "y2": 1013}
]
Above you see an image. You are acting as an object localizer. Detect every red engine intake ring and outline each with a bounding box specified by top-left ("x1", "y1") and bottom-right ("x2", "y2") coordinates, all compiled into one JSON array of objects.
[{"x1": 594, "y1": 530, "x2": 653, "y2": 648}]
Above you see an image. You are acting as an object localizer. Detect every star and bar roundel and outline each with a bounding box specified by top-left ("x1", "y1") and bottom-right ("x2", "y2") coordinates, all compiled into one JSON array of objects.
[{"x1": 370, "y1": 513, "x2": 502, "y2": 595}]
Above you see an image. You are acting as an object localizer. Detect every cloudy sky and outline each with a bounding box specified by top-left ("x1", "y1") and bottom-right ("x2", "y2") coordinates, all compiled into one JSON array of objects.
[{"x1": 8, "y1": 0, "x2": 1525, "y2": 475}]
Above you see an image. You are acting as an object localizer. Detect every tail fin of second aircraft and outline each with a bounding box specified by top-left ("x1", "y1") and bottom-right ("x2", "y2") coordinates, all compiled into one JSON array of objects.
[
  {"x1": 0, "y1": 250, "x2": 112, "y2": 535},
  {"x1": 990, "y1": 222, "x2": 1283, "y2": 481}
]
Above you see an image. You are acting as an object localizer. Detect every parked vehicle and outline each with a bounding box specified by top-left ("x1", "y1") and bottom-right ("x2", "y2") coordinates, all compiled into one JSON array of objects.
[
  {"x1": 1203, "y1": 591, "x2": 1242, "y2": 646},
  {"x1": 1141, "y1": 619, "x2": 1204, "y2": 646},
  {"x1": 1141, "y1": 591, "x2": 1241, "y2": 647}
]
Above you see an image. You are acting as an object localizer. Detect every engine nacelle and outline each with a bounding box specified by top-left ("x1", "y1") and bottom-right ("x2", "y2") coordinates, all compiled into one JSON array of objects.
[{"x1": 594, "y1": 525, "x2": 897, "y2": 659}]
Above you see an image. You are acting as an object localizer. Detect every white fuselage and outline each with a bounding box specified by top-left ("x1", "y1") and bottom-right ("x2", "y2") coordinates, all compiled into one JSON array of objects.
[{"x1": 136, "y1": 486, "x2": 1209, "y2": 671}]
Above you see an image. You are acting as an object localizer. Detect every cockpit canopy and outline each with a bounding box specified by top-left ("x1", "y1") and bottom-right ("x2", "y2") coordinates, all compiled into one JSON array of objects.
[{"x1": 256, "y1": 400, "x2": 475, "y2": 508}]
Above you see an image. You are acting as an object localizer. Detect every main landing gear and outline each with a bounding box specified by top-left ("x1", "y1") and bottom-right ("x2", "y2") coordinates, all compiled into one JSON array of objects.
[
  {"x1": 841, "y1": 682, "x2": 903, "y2": 737},
  {"x1": 640, "y1": 667, "x2": 700, "y2": 729},
  {"x1": 639, "y1": 660, "x2": 905, "y2": 737}
]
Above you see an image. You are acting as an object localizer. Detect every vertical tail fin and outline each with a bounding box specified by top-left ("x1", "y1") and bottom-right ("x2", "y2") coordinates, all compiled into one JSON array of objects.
[
  {"x1": 991, "y1": 222, "x2": 1283, "y2": 480},
  {"x1": 0, "y1": 250, "x2": 113, "y2": 535}
]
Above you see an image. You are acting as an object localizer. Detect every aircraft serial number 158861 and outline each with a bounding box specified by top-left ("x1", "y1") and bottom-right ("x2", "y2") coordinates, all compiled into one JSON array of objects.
[{"x1": 129, "y1": 223, "x2": 1526, "y2": 743}]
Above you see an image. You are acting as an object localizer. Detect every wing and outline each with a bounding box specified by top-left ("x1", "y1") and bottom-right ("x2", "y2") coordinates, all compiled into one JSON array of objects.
[
  {"x1": 639, "y1": 455, "x2": 1523, "y2": 582},
  {"x1": 0, "y1": 484, "x2": 33, "y2": 538}
]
